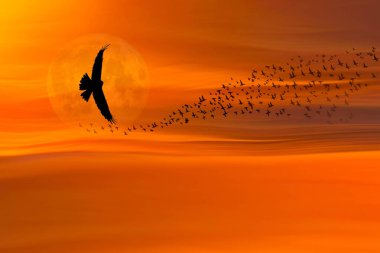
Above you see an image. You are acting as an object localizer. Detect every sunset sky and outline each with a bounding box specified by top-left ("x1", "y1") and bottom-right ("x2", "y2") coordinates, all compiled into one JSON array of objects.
[{"x1": 1, "y1": 1, "x2": 380, "y2": 252}]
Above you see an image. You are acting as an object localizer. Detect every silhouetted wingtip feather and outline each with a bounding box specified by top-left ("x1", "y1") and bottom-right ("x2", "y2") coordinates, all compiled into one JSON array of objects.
[
  {"x1": 105, "y1": 114, "x2": 116, "y2": 124},
  {"x1": 108, "y1": 117, "x2": 116, "y2": 124},
  {"x1": 103, "y1": 111, "x2": 115, "y2": 123},
  {"x1": 101, "y1": 44, "x2": 110, "y2": 51}
]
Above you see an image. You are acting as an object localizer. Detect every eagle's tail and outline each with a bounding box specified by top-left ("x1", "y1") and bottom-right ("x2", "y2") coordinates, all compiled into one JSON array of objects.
[
  {"x1": 80, "y1": 73, "x2": 92, "y2": 90},
  {"x1": 79, "y1": 73, "x2": 93, "y2": 102}
]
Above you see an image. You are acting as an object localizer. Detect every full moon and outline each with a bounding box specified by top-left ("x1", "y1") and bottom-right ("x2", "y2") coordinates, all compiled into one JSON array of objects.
[{"x1": 47, "y1": 34, "x2": 149, "y2": 127}]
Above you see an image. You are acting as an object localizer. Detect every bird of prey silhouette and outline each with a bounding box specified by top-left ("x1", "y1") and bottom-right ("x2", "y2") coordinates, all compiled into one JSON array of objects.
[{"x1": 79, "y1": 44, "x2": 115, "y2": 124}]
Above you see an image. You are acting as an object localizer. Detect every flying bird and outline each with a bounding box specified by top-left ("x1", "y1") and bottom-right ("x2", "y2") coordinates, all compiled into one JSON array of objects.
[{"x1": 79, "y1": 44, "x2": 115, "y2": 123}]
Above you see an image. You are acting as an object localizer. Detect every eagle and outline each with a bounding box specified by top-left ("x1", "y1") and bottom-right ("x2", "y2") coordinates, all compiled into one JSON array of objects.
[{"x1": 79, "y1": 44, "x2": 115, "y2": 123}]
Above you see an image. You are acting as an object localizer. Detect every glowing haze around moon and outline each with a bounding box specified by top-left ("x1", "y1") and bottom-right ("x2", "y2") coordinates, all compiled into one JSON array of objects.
[{"x1": 47, "y1": 34, "x2": 149, "y2": 127}]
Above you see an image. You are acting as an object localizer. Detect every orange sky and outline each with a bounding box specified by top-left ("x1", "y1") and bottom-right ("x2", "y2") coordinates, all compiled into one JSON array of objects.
[{"x1": 1, "y1": 1, "x2": 380, "y2": 252}]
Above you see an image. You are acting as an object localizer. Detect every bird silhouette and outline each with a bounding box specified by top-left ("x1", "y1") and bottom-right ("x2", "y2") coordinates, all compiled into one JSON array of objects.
[{"x1": 79, "y1": 44, "x2": 115, "y2": 124}]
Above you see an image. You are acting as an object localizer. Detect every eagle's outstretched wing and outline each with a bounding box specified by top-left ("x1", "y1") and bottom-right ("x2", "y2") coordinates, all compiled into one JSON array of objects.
[
  {"x1": 93, "y1": 88, "x2": 115, "y2": 124},
  {"x1": 91, "y1": 44, "x2": 110, "y2": 82}
]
